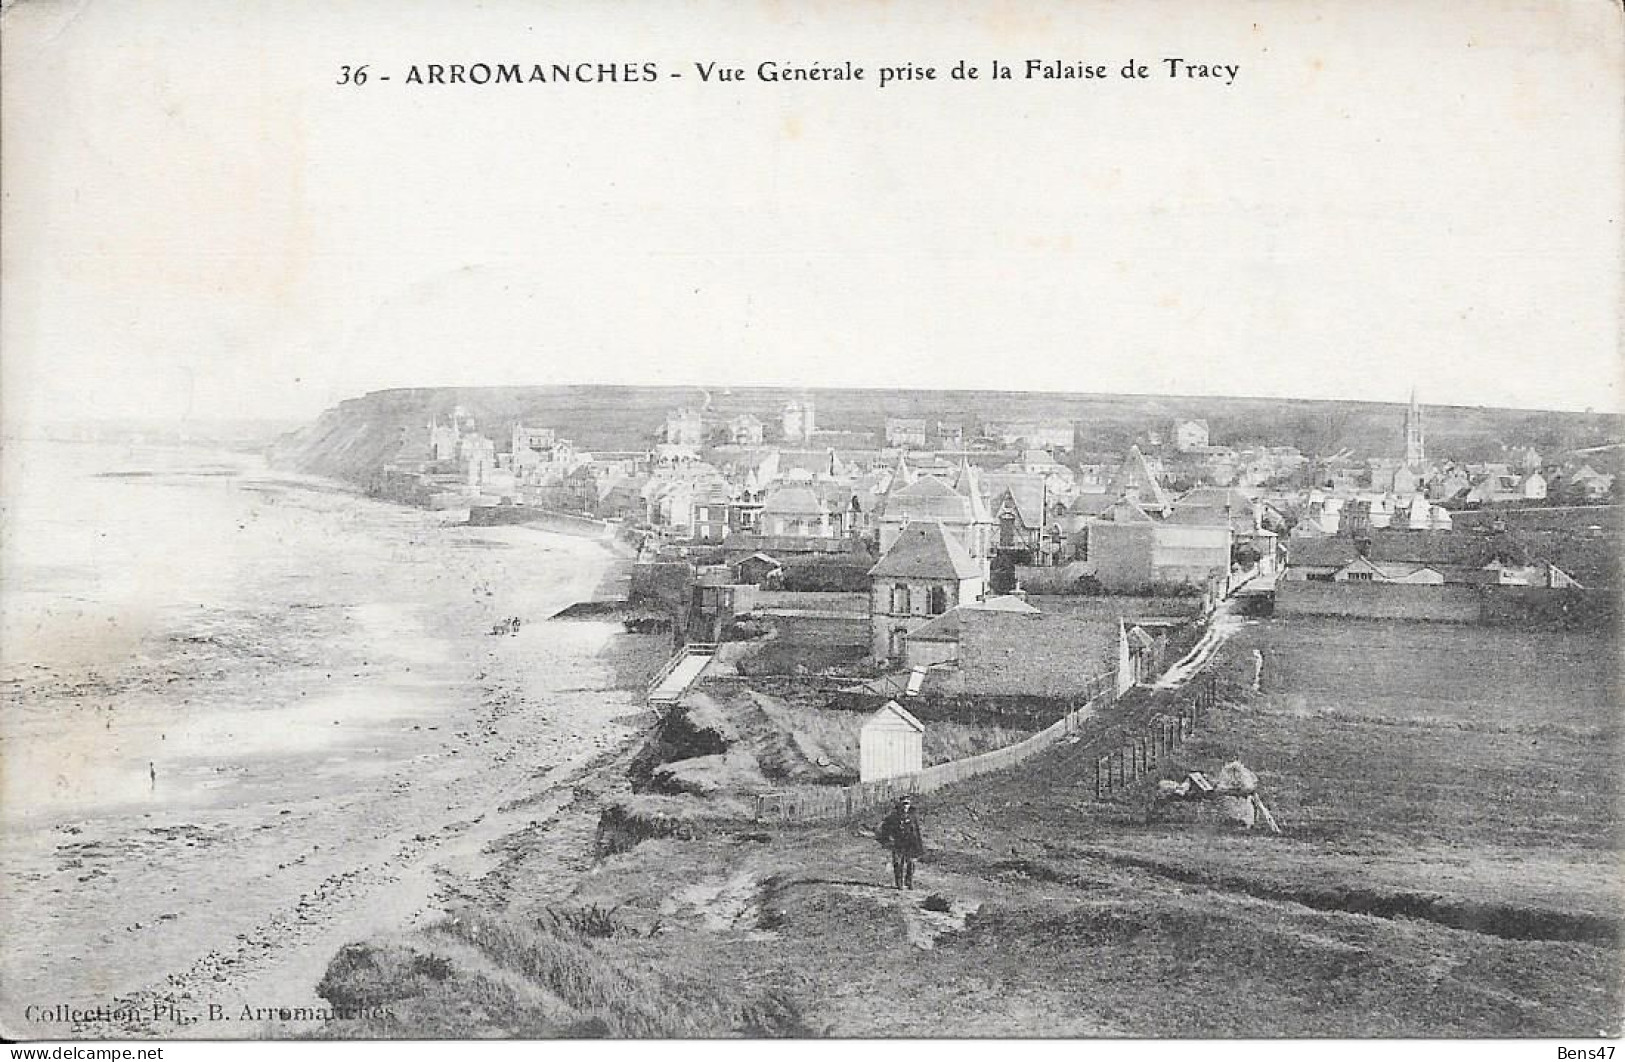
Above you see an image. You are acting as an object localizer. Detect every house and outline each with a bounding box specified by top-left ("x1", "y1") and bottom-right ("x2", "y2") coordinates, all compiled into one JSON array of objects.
[
  {"x1": 774, "y1": 448, "x2": 845, "y2": 483},
  {"x1": 1281, "y1": 538, "x2": 1360, "y2": 581},
  {"x1": 869, "y1": 521, "x2": 986, "y2": 662},
  {"x1": 729, "y1": 414, "x2": 764, "y2": 447},
  {"x1": 781, "y1": 397, "x2": 816, "y2": 443},
  {"x1": 549, "y1": 464, "x2": 602, "y2": 515},
  {"x1": 665, "y1": 409, "x2": 705, "y2": 449},
  {"x1": 1072, "y1": 451, "x2": 1121, "y2": 488},
  {"x1": 595, "y1": 474, "x2": 648, "y2": 522},
  {"x1": 1399, "y1": 492, "x2": 1453, "y2": 531},
  {"x1": 979, "y1": 472, "x2": 1049, "y2": 555},
  {"x1": 1332, "y1": 556, "x2": 1445, "y2": 584},
  {"x1": 1430, "y1": 468, "x2": 1472, "y2": 503},
  {"x1": 1112, "y1": 446, "x2": 1173, "y2": 516},
  {"x1": 885, "y1": 417, "x2": 930, "y2": 449},
  {"x1": 688, "y1": 482, "x2": 735, "y2": 543},
  {"x1": 511, "y1": 423, "x2": 558, "y2": 455},
  {"x1": 1566, "y1": 463, "x2": 1614, "y2": 501},
  {"x1": 981, "y1": 420, "x2": 1074, "y2": 452},
  {"x1": 876, "y1": 474, "x2": 994, "y2": 571},
  {"x1": 1172, "y1": 419, "x2": 1210, "y2": 452},
  {"x1": 1168, "y1": 486, "x2": 1260, "y2": 535},
  {"x1": 1507, "y1": 446, "x2": 1543, "y2": 474},
  {"x1": 859, "y1": 701, "x2": 925, "y2": 782},
  {"x1": 759, "y1": 484, "x2": 833, "y2": 538},
  {"x1": 1293, "y1": 493, "x2": 1345, "y2": 536},
  {"x1": 1383, "y1": 463, "x2": 1420, "y2": 496},
  {"x1": 1283, "y1": 530, "x2": 1528, "y2": 585}
]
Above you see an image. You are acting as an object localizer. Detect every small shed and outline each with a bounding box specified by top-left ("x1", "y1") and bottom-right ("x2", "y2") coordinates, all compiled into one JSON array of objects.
[
  {"x1": 860, "y1": 700, "x2": 925, "y2": 783},
  {"x1": 731, "y1": 552, "x2": 784, "y2": 587}
]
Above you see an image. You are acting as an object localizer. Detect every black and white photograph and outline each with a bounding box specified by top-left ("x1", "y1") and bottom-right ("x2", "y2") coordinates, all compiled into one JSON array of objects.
[{"x1": 2, "y1": 0, "x2": 1621, "y2": 1052}]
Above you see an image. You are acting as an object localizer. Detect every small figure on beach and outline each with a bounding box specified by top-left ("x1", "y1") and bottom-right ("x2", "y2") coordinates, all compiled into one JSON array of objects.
[
  {"x1": 1251, "y1": 649, "x2": 1264, "y2": 692},
  {"x1": 877, "y1": 796, "x2": 924, "y2": 890},
  {"x1": 148, "y1": 761, "x2": 157, "y2": 788}
]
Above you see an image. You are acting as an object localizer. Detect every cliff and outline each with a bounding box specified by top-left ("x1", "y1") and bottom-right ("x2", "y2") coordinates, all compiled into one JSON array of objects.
[{"x1": 269, "y1": 385, "x2": 1623, "y2": 486}]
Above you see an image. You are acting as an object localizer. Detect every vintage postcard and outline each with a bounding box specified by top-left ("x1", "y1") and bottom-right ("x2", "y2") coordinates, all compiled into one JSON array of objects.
[{"x1": 2, "y1": 0, "x2": 1621, "y2": 1050}]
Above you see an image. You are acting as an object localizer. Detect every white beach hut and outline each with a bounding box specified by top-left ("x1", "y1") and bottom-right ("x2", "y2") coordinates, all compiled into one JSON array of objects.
[{"x1": 860, "y1": 700, "x2": 925, "y2": 783}]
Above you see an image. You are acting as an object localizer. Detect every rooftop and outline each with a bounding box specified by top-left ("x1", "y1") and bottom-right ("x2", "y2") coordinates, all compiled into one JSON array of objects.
[{"x1": 870, "y1": 520, "x2": 984, "y2": 581}]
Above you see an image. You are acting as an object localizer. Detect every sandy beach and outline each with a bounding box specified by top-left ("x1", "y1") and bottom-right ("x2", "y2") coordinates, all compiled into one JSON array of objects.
[{"x1": 0, "y1": 441, "x2": 663, "y2": 1039}]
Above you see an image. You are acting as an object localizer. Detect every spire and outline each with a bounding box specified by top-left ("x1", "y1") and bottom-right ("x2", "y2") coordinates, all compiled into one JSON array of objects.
[
  {"x1": 953, "y1": 454, "x2": 978, "y2": 497},
  {"x1": 1404, "y1": 387, "x2": 1426, "y2": 467},
  {"x1": 891, "y1": 451, "x2": 914, "y2": 488}
]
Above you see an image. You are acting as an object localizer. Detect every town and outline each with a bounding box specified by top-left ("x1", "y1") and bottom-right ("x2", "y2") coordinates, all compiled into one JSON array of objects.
[
  {"x1": 365, "y1": 387, "x2": 1615, "y2": 604},
  {"x1": 338, "y1": 387, "x2": 1622, "y2": 778},
  {"x1": 12, "y1": 383, "x2": 1615, "y2": 1042},
  {"x1": 269, "y1": 384, "x2": 1622, "y2": 1037}
]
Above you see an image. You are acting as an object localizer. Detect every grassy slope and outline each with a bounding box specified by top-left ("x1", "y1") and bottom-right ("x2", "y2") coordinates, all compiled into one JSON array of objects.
[{"x1": 318, "y1": 617, "x2": 1623, "y2": 1038}]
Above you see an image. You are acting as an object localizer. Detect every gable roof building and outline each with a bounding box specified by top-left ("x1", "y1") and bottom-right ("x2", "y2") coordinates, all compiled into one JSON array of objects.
[{"x1": 870, "y1": 520, "x2": 984, "y2": 581}]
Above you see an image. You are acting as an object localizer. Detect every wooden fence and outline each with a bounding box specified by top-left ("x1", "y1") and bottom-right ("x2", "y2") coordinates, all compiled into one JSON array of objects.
[
  {"x1": 752, "y1": 669, "x2": 1118, "y2": 823},
  {"x1": 1094, "y1": 671, "x2": 1217, "y2": 800}
]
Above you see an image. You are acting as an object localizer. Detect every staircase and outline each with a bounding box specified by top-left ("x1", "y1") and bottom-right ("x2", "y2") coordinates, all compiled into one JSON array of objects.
[{"x1": 646, "y1": 642, "x2": 718, "y2": 709}]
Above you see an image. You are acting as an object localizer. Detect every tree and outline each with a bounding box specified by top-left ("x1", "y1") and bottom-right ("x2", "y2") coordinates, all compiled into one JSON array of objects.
[{"x1": 1231, "y1": 543, "x2": 1262, "y2": 570}]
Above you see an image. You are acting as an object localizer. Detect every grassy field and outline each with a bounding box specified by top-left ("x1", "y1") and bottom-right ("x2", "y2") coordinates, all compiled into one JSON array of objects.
[{"x1": 317, "y1": 613, "x2": 1623, "y2": 1037}]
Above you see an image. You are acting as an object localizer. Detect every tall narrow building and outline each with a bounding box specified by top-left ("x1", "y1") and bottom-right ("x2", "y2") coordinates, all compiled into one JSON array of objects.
[{"x1": 1404, "y1": 388, "x2": 1426, "y2": 467}]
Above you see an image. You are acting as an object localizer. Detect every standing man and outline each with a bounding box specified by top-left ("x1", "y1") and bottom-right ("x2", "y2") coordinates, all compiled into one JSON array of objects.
[
  {"x1": 1252, "y1": 648, "x2": 1264, "y2": 692},
  {"x1": 877, "y1": 796, "x2": 924, "y2": 890}
]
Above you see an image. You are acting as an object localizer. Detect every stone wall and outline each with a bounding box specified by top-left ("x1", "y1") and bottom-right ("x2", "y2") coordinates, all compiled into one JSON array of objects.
[
  {"x1": 952, "y1": 610, "x2": 1120, "y2": 697},
  {"x1": 1273, "y1": 580, "x2": 1484, "y2": 622}
]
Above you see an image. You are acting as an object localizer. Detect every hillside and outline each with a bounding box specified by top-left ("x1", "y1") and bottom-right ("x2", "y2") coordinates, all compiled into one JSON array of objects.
[{"x1": 269, "y1": 385, "x2": 1622, "y2": 484}]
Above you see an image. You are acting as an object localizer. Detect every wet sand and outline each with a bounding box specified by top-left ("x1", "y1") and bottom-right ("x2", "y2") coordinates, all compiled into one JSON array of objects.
[{"x1": 0, "y1": 444, "x2": 664, "y2": 1038}]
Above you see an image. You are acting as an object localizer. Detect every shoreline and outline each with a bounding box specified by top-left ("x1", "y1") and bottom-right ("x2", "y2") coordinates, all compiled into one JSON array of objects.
[{"x1": 1, "y1": 446, "x2": 666, "y2": 1040}]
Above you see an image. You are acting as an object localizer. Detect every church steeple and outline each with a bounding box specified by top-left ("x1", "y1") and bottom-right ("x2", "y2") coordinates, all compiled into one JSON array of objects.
[{"x1": 1404, "y1": 388, "x2": 1426, "y2": 468}]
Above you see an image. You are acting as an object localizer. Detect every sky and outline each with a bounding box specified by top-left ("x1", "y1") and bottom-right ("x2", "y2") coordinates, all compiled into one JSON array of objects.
[{"x1": 3, "y1": 0, "x2": 1622, "y2": 431}]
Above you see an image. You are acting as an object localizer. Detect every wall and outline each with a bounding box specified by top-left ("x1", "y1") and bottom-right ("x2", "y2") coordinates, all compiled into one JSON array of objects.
[
  {"x1": 1273, "y1": 579, "x2": 1618, "y2": 627},
  {"x1": 1477, "y1": 586, "x2": 1617, "y2": 628},
  {"x1": 1082, "y1": 523, "x2": 1155, "y2": 591},
  {"x1": 1150, "y1": 525, "x2": 1230, "y2": 580},
  {"x1": 466, "y1": 505, "x2": 615, "y2": 538},
  {"x1": 904, "y1": 637, "x2": 958, "y2": 670},
  {"x1": 753, "y1": 675, "x2": 1118, "y2": 823},
  {"x1": 1076, "y1": 524, "x2": 1227, "y2": 593},
  {"x1": 753, "y1": 590, "x2": 868, "y2": 614},
  {"x1": 950, "y1": 609, "x2": 1120, "y2": 698},
  {"x1": 757, "y1": 612, "x2": 869, "y2": 647},
  {"x1": 1273, "y1": 579, "x2": 1483, "y2": 622}
]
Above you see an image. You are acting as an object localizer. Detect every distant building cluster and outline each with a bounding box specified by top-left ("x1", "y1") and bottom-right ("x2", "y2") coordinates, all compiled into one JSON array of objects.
[{"x1": 377, "y1": 388, "x2": 1614, "y2": 629}]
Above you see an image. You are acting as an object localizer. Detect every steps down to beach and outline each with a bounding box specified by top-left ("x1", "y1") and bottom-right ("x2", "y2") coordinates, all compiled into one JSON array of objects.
[{"x1": 647, "y1": 645, "x2": 717, "y2": 708}]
